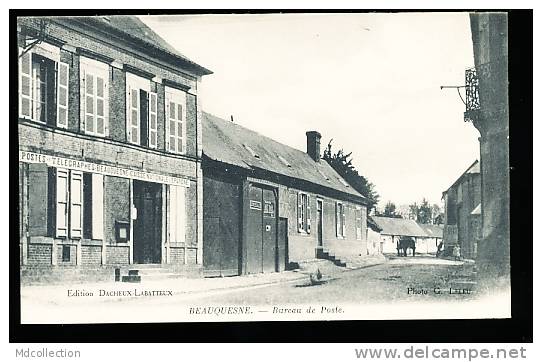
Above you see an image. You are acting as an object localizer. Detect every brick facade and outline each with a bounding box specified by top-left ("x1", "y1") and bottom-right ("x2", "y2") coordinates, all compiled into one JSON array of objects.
[{"x1": 18, "y1": 16, "x2": 210, "y2": 279}]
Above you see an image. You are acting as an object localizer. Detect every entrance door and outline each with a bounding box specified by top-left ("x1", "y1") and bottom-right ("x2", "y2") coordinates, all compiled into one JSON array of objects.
[
  {"x1": 277, "y1": 217, "x2": 288, "y2": 271},
  {"x1": 317, "y1": 200, "x2": 323, "y2": 247},
  {"x1": 262, "y1": 188, "x2": 277, "y2": 273},
  {"x1": 246, "y1": 184, "x2": 278, "y2": 274},
  {"x1": 133, "y1": 180, "x2": 162, "y2": 264}
]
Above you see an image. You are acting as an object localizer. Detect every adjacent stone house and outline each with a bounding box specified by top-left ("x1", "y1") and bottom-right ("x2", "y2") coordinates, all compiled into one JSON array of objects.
[
  {"x1": 18, "y1": 16, "x2": 212, "y2": 282},
  {"x1": 442, "y1": 160, "x2": 482, "y2": 259},
  {"x1": 202, "y1": 113, "x2": 369, "y2": 276}
]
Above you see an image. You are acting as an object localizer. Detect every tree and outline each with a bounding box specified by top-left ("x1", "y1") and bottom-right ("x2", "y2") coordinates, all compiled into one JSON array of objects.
[
  {"x1": 417, "y1": 198, "x2": 432, "y2": 224},
  {"x1": 408, "y1": 202, "x2": 418, "y2": 221},
  {"x1": 322, "y1": 140, "x2": 380, "y2": 212},
  {"x1": 408, "y1": 198, "x2": 433, "y2": 224},
  {"x1": 383, "y1": 201, "x2": 402, "y2": 218}
]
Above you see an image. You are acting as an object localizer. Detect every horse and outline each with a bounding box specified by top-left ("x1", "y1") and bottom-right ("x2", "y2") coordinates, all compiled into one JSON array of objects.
[{"x1": 397, "y1": 236, "x2": 416, "y2": 257}]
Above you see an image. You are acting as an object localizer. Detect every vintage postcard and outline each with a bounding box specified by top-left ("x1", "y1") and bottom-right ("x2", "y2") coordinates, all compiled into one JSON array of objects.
[{"x1": 16, "y1": 12, "x2": 512, "y2": 324}]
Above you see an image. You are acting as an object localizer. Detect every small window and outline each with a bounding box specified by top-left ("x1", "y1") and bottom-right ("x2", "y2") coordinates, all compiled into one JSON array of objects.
[
  {"x1": 317, "y1": 169, "x2": 331, "y2": 182},
  {"x1": 297, "y1": 192, "x2": 311, "y2": 233},
  {"x1": 243, "y1": 144, "x2": 260, "y2": 159},
  {"x1": 355, "y1": 207, "x2": 363, "y2": 240},
  {"x1": 278, "y1": 155, "x2": 291, "y2": 167},
  {"x1": 62, "y1": 245, "x2": 71, "y2": 262},
  {"x1": 336, "y1": 202, "x2": 346, "y2": 238},
  {"x1": 338, "y1": 177, "x2": 350, "y2": 187},
  {"x1": 264, "y1": 201, "x2": 275, "y2": 217}
]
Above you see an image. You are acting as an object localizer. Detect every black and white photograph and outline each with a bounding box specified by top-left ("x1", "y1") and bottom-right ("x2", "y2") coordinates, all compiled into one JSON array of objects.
[{"x1": 11, "y1": 8, "x2": 531, "y2": 344}]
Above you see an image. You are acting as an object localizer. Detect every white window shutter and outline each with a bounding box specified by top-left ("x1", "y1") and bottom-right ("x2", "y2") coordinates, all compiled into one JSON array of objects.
[
  {"x1": 179, "y1": 103, "x2": 185, "y2": 154},
  {"x1": 306, "y1": 194, "x2": 311, "y2": 234},
  {"x1": 91, "y1": 174, "x2": 104, "y2": 240},
  {"x1": 165, "y1": 94, "x2": 170, "y2": 151},
  {"x1": 55, "y1": 168, "x2": 69, "y2": 238},
  {"x1": 56, "y1": 62, "x2": 69, "y2": 129},
  {"x1": 79, "y1": 68, "x2": 86, "y2": 132},
  {"x1": 126, "y1": 85, "x2": 132, "y2": 142},
  {"x1": 149, "y1": 92, "x2": 158, "y2": 148},
  {"x1": 169, "y1": 184, "x2": 177, "y2": 243},
  {"x1": 176, "y1": 186, "x2": 186, "y2": 244},
  {"x1": 342, "y1": 204, "x2": 346, "y2": 238},
  {"x1": 95, "y1": 75, "x2": 105, "y2": 136},
  {"x1": 19, "y1": 48, "x2": 32, "y2": 119},
  {"x1": 336, "y1": 203, "x2": 340, "y2": 237},
  {"x1": 104, "y1": 80, "x2": 109, "y2": 137},
  {"x1": 69, "y1": 170, "x2": 83, "y2": 239},
  {"x1": 297, "y1": 192, "x2": 303, "y2": 232}
]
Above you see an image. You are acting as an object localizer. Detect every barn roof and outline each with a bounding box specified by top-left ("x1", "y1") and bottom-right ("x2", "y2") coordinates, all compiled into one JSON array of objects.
[
  {"x1": 367, "y1": 216, "x2": 383, "y2": 232},
  {"x1": 371, "y1": 216, "x2": 428, "y2": 237},
  {"x1": 202, "y1": 112, "x2": 367, "y2": 202},
  {"x1": 417, "y1": 223, "x2": 444, "y2": 238}
]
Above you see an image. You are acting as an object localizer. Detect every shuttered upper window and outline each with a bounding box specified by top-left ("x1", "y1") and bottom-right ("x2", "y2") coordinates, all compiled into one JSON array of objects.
[
  {"x1": 126, "y1": 73, "x2": 154, "y2": 147},
  {"x1": 297, "y1": 192, "x2": 311, "y2": 233},
  {"x1": 165, "y1": 86, "x2": 187, "y2": 154},
  {"x1": 80, "y1": 57, "x2": 109, "y2": 137},
  {"x1": 18, "y1": 43, "x2": 69, "y2": 128}
]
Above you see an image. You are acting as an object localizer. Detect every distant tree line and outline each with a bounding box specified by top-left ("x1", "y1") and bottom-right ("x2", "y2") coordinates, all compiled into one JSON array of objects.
[{"x1": 376, "y1": 199, "x2": 444, "y2": 225}]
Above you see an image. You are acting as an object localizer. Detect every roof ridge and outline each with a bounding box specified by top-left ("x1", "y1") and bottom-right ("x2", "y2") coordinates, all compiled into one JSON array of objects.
[
  {"x1": 203, "y1": 111, "x2": 319, "y2": 163},
  {"x1": 202, "y1": 112, "x2": 367, "y2": 201}
]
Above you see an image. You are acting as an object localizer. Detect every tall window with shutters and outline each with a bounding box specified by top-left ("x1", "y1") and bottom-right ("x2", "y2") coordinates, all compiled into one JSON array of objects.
[
  {"x1": 336, "y1": 202, "x2": 346, "y2": 238},
  {"x1": 80, "y1": 57, "x2": 109, "y2": 137},
  {"x1": 165, "y1": 86, "x2": 186, "y2": 154},
  {"x1": 126, "y1": 73, "x2": 156, "y2": 148},
  {"x1": 54, "y1": 168, "x2": 103, "y2": 240},
  {"x1": 18, "y1": 43, "x2": 69, "y2": 128},
  {"x1": 297, "y1": 192, "x2": 311, "y2": 234}
]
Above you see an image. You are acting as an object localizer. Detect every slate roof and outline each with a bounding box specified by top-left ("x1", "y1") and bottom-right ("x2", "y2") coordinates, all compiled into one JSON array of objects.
[
  {"x1": 367, "y1": 216, "x2": 383, "y2": 232},
  {"x1": 443, "y1": 160, "x2": 480, "y2": 195},
  {"x1": 417, "y1": 223, "x2": 444, "y2": 238},
  {"x1": 371, "y1": 216, "x2": 428, "y2": 238},
  {"x1": 67, "y1": 16, "x2": 212, "y2": 76},
  {"x1": 202, "y1": 112, "x2": 367, "y2": 202}
]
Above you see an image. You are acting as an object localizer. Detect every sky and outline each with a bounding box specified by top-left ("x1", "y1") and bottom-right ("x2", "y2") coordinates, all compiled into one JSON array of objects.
[{"x1": 140, "y1": 12, "x2": 480, "y2": 207}]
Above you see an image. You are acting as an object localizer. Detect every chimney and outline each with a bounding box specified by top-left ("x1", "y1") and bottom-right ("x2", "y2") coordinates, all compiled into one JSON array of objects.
[{"x1": 306, "y1": 131, "x2": 322, "y2": 162}]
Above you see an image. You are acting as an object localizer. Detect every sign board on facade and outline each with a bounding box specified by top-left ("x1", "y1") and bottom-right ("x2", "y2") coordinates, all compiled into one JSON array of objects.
[
  {"x1": 19, "y1": 150, "x2": 191, "y2": 187},
  {"x1": 249, "y1": 200, "x2": 262, "y2": 210}
]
